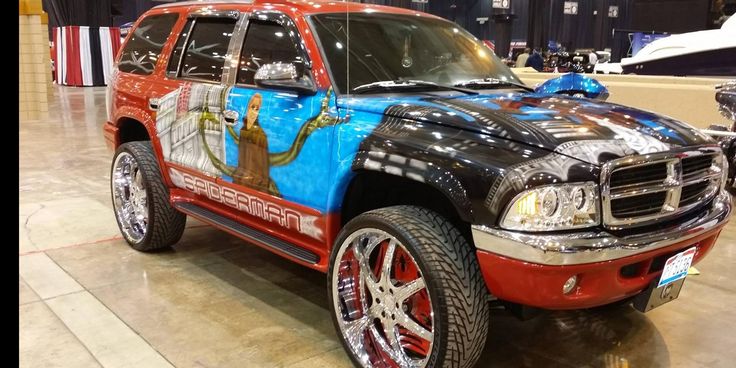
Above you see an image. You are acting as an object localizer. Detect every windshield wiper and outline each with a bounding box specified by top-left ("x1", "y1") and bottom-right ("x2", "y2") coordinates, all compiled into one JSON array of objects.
[
  {"x1": 454, "y1": 78, "x2": 534, "y2": 92},
  {"x1": 352, "y1": 79, "x2": 478, "y2": 95}
]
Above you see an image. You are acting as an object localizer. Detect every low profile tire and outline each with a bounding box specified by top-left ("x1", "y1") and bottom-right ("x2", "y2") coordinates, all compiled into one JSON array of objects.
[
  {"x1": 110, "y1": 141, "x2": 186, "y2": 251},
  {"x1": 328, "y1": 206, "x2": 490, "y2": 368}
]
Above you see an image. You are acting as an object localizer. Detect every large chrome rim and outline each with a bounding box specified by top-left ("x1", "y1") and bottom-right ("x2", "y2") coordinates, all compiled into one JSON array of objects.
[
  {"x1": 112, "y1": 152, "x2": 149, "y2": 243},
  {"x1": 332, "y1": 228, "x2": 434, "y2": 368}
]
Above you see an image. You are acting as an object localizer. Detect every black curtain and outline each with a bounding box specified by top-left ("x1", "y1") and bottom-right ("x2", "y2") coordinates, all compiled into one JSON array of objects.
[{"x1": 42, "y1": 0, "x2": 113, "y2": 28}]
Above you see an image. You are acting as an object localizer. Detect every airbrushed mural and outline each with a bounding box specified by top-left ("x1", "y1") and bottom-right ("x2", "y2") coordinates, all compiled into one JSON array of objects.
[{"x1": 155, "y1": 82, "x2": 347, "y2": 239}]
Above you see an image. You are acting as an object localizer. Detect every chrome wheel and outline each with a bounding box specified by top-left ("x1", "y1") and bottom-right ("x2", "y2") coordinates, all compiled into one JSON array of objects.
[
  {"x1": 112, "y1": 151, "x2": 149, "y2": 243},
  {"x1": 332, "y1": 228, "x2": 434, "y2": 368}
]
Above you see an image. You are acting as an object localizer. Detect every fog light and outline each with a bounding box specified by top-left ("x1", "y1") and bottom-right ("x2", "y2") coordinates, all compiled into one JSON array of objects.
[{"x1": 563, "y1": 275, "x2": 578, "y2": 294}]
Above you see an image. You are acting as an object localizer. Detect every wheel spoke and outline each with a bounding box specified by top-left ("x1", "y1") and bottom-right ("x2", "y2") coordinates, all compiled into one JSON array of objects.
[
  {"x1": 354, "y1": 239, "x2": 380, "y2": 299},
  {"x1": 398, "y1": 312, "x2": 433, "y2": 342},
  {"x1": 380, "y1": 239, "x2": 397, "y2": 284},
  {"x1": 369, "y1": 324, "x2": 410, "y2": 367},
  {"x1": 395, "y1": 278, "x2": 426, "y2": 303},
  {"x1": 344, "y1": 316, "x2": 371, "y2": 347}
]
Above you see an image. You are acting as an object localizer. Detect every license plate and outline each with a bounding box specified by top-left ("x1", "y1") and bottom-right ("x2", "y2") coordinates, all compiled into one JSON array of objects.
[{"x1": 658, "y1": 247, "x2": 696, "y2": 287}]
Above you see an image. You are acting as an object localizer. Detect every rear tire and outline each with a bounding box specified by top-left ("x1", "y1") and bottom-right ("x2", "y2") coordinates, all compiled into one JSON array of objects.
[
  {"x1": 110, "y1": 141, "x2": 186, "y2": 251},
  {"x1": 328, "y1": 206, "x2": 490, "y2": 368}
]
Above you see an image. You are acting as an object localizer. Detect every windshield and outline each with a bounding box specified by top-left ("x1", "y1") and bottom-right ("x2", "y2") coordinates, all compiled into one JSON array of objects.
[{"x1": 310, "y1": 12, "x2": 522, "y2": 94}]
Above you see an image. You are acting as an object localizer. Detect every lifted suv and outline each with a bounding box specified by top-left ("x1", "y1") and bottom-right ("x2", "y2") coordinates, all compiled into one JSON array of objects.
[{"x1": 105, "y1": 1, "x2": 732, "y2": 367}]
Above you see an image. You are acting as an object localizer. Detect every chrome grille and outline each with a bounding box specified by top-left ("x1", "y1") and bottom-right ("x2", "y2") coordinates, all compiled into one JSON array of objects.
[{"x1": 601, "y1": 148, "x2": 722, "y2": 229}]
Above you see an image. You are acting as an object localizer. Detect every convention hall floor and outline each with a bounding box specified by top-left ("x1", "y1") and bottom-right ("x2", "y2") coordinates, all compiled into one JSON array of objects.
[{"x1": 20, "y1": 86, "x2": 736, "y2": 368}]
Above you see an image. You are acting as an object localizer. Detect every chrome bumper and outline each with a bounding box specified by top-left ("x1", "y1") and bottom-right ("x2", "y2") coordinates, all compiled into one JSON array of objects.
[{"x1": 471, "y1": 191, "x2": 732, "y2": 266}]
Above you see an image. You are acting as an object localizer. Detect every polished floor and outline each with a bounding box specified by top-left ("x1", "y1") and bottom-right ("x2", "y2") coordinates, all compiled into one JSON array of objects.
[{"x1": 19, "y1": 86, "x2": 736, "y2": 368}]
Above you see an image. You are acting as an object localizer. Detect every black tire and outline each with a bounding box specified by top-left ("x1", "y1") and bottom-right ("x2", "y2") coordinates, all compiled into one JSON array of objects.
[
  {"x1": 110, "y1": 141, "x2": 186, "y2": 251},
  {"x1": 328, "y1": 206, "x2": 490, "y2": 368}
]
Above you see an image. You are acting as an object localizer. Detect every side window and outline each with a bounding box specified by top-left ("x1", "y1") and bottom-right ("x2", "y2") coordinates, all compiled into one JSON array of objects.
[
  {"x1": 237, "y1": 21, "x2": 302, "y2": 85},
  {"x1": 179, "y1": 17, "x2": 237, "y2": 82},
  {"x1": 118, "y1": 13, "x2": 179, "y2": 75},
  {"x1": 166, "y1": 19, "x2": 194, "y2": 77}
]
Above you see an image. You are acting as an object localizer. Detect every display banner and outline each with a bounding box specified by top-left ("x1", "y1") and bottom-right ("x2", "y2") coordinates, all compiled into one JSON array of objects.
[{"x1": 52, "y1": 26, "x2": 121, "y2": 86}]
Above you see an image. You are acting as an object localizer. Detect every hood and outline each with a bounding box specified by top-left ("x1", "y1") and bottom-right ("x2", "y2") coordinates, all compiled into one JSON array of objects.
[{"x1": 340, "y1": 92, "x2": 713, "y2": 166}]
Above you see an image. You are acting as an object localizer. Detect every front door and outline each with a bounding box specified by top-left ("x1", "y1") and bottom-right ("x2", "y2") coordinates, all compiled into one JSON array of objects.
[{"x1": 222, "y1": 13, "x2": 341, "y2": 214}]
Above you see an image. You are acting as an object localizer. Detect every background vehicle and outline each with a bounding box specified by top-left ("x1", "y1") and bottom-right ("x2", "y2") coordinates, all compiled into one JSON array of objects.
[
  {"x1": 104, "y1": 2, "x2": 732, "y2": 367},
  {"x1": 704, "y1": 80, "x2": 736, "y2": 190}
]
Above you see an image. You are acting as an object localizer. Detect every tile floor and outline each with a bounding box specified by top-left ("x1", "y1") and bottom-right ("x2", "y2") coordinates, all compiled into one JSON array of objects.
[{"x1": 19, "y1": 86, "x2": 736, "y2": 367}]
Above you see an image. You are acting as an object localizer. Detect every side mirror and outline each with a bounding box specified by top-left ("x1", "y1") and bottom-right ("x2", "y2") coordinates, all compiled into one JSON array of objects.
[{"x1": 254, "y1": 62, "x2": 317, "y2": 95}]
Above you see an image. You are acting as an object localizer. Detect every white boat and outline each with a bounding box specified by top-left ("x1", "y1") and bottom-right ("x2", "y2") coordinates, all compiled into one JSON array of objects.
[{"x1": 619, "y1": 16, "x2": 736, "y2": 76}]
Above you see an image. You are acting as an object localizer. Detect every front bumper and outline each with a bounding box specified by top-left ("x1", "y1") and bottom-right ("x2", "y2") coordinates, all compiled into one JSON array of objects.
[{"x1": 472, "y1": 191, "x2": 732, "y2": 309}]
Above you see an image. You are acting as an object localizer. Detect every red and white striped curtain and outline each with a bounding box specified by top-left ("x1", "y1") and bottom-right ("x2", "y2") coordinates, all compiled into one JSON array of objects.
[{"x1": 52, "y1": 26, "x2": 121, "y2": 87}]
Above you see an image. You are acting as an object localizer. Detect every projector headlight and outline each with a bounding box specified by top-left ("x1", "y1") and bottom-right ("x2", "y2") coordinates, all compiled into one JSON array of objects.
[{"x1": 500, "y1": 182, "x2": 600, "y2": 231}]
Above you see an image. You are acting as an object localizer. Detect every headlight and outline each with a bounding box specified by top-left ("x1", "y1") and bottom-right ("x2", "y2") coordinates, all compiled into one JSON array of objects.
[{"x1": 500, "y1": 182, "x2": 600, "y2": 231}]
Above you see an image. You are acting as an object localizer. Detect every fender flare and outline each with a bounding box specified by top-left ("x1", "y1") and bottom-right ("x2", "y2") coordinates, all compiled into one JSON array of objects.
[{"x1": 350, "y1": 150, "x2": 474, "y2": 223}]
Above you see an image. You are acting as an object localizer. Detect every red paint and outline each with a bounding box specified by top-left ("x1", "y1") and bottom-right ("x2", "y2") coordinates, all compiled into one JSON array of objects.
[
  {"x1": 65, "y1": 26, "x2": 83, "y2": 86},
  {"x1": 477, "y1": 226, "x2": 723, "y2": 310},
  {"x1": 168, "y1": 164, "x2": 331, "y2": 267}
]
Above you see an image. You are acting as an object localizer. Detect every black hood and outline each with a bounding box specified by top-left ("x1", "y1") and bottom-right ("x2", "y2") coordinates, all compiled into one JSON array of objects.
[{"x1": 342, "y1": 92, "x2": 714, "y2": 165}]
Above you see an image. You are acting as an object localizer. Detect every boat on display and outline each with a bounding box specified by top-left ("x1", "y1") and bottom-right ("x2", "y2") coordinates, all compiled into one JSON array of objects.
[{"x1": 620, "y1": 16, "x2": 736, "y2": 76}]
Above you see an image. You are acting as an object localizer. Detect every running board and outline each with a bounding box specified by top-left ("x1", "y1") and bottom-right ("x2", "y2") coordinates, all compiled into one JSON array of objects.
[{"x1": 173, "y1": 202, "x2": 319, "y2": 264}]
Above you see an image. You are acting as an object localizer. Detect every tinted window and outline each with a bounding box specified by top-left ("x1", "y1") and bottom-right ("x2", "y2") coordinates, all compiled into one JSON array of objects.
[
  {"x1": 118, "y1": 13, "x2": 179, "y2": 75},
  {"x1": 311, "y1": 13, "x2": 521, "y2": 94},
  {"x1": 237, "y1": 21, "x2": 302, "y2": 85},
  {"x1": 179, "y1": 17, "x2": 236, "y2": 82},
  {"x1": 167, "y1": 19, "x2": 194, "y2": 76}
]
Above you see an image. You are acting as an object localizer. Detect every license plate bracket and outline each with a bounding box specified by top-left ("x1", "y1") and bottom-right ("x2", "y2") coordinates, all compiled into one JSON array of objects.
[
  {"x1": 632, "y1": 246, "x2": 696, "y2": 313},
  {"x1": 632, "y1": 277, "x2": 685, "y2": 312}
]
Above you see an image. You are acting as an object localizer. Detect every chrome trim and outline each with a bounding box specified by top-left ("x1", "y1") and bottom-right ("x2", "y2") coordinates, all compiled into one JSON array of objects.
[
  {"x1": 601, "y1": 147, "x2": 722, "y2": 229},
  {"x1": 701, "y1": 129, "x2": 736, "y2": 138},
  {"x1": 222, "y1": 12, "x2": 249, "y2": 86},
  {"x1": 188, "y1": 10, "x2": 241, "y2": 19},
  {"x1": 332, "y1": 229, "x2": 434, "y2": 367},
  {"x1": 472, "y1": 190, "x2": 731, "y2": 266}
]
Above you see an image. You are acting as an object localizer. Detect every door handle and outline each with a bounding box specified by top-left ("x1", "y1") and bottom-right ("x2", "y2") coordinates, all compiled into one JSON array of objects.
[
  {"x1": 148, "y1": 98, "x2": 160, "y2": 111},
  {"x1": 223, "y1": 110, "x2": 239, "y2": 125}
]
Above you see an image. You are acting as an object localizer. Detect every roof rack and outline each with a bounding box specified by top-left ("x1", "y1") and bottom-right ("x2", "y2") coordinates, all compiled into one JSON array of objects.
[{"x1": 153, "y1": 0, "x2": 255, "y2": 9}]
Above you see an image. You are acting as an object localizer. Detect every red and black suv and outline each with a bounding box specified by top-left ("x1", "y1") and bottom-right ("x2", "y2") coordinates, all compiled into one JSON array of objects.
[{"x1": 104, "y1": 1, "x2": 732, "y2": 367}]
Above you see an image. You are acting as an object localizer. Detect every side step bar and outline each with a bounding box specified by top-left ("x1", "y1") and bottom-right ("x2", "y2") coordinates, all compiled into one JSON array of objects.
[{"x1": 173, "y1": 202, "x2": 320, "y2": 264}]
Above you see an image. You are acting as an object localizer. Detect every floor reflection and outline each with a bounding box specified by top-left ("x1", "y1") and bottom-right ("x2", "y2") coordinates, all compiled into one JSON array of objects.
[{"x1": 480, "y1": 305, "x2": 668, "y2": 367}]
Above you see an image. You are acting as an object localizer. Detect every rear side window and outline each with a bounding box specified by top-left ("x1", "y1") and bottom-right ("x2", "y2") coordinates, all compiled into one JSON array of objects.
[
  {"x1": 118, "y1": 13, "x2": 179, "y2": 75},
  {"x1": 167, "y1": 19, "x2": 194, "y2": 77},
  {"x1": 179, "y1": 17, "x2": 237, "y2": 82}
]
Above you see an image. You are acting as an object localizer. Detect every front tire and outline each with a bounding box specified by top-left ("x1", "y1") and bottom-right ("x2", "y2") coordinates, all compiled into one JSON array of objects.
[
  {"x1": 110, "y1": 141, "x2": 186, "y2": 251},
  {"x1": 328, "y1": 206, "x2": 490, "y2": 368}
]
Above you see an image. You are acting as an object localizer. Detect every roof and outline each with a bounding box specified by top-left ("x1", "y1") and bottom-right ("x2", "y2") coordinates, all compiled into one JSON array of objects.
[{"x1": 152, "y1": 0, "x2": 435, "y2": 17}]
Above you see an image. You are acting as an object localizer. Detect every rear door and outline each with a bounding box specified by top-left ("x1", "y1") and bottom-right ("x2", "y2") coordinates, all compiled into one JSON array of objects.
[{"x1": 154, "y1": 11, "x2": 240, "y2": 178}]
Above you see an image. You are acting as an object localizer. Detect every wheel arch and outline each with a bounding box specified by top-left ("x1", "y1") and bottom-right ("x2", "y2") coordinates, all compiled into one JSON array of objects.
[{"x1": 339, "y1": 166, "x2": 475, "y2": 245}]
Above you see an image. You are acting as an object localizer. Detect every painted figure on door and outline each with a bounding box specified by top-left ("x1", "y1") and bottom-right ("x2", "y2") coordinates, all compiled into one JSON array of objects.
[{"x1": 229, "y1": 93, "x2": 279, "y2": 194}]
